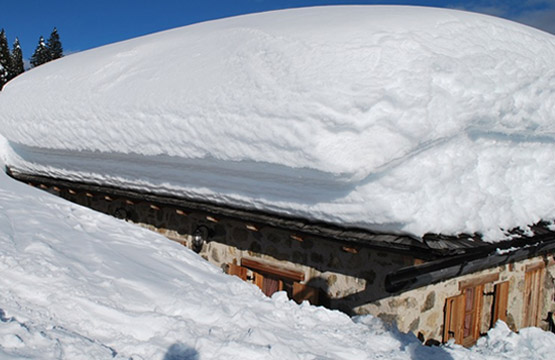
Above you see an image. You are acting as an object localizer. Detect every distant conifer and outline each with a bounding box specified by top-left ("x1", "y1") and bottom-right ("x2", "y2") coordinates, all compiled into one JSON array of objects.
[
  {"x1": 30, "y1": 36, "x2": 51, "y2": 67},
  {"x1": 46, "y1": 27, "x2": 63, "y2": 60},
  {"x1": 0, "y1": 65, "x2": 6, "y2": 91},
  {"x1": 10, "y1": 38, "x2": 24, "y2": 79},
  {"x1": 0, "y1": 29, "x2": 12, "y2": 90}
]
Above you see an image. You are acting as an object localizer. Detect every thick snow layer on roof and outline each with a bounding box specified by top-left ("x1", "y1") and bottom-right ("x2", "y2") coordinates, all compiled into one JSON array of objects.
[
  {"x1": 1, "y1": 6, "x2": 555, "y2": 241},
  {"x1": 1, "y1": 138, "x2": 555, "y2": 359}
]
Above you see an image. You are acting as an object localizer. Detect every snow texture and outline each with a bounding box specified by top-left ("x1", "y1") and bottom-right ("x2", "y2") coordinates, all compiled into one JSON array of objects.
[
  {"x1": 1, "y1": 133, "x2": 555, "y2": 359},
  {"x1": 1, "y1": 6, "x2": 555, "y2": 241}
]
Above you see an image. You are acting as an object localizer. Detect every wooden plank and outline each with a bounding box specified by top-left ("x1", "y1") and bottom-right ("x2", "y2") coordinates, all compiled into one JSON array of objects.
[
  {"x1": 459, "y1": 273, "x2": 499, "y2": 290},
  {"x1": 227, "y1": 263, "x2": 247, "y2": 281},
  {"x1": 254, "y1": 272, "x2": 264, "y2": 290},
  {"x1": 241, "y1": 258, "x2": 304, "y2": 282},
  {"x1": 454, "y1": 294, "x2": 465, "y2": 344},
  {"x1": 523, "y1": 267, "x2": 546, "y2": 327},
  {"x1": 525, "y1": 262, "x2": 545, "y2": 272},
  {"x1": 492, "y1": 281, "x2": 509, "y2": 324},
  {"x1": 538, "y1": 268, "x2": 546, "y2": 326},
  {"x1": 524, "y1": 269, "x2": 534, "y2": 327},
  {"x1": 443, "y1": 296, "x2": 454, "y2": 343},
  {"x1": 443, "y1": 294, "x2": 464, "y2": 344},
  {"x1": 472, "y1": 284, "x2": 484, "y2": 343},
  {"x1": 533, "y1": 267, "x2": 545, "y2": 327}
]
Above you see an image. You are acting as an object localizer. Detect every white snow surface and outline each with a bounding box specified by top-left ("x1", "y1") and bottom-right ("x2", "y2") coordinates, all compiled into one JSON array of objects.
[
  {"x1": 1, "y1": 6, "x2": 555, "y2": 240},
  {"x1": 1, "y1": 134, "x2": 555, "y2": 359}
]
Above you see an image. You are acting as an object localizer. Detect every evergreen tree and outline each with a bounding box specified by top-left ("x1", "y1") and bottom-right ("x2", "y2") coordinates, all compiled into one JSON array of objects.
[
  {"x1": 0, "y1": 29, "x2": 12, "y2": 90},
  {"x1": 9, "y1": 38, "x2": 24, "y2": 80},
  {"x1": 30, "y1": 36, "x2": 51, "y2": 67},
  {"x1": 46, "y1": 27, "x2": 63, "y2": 60},
  {"x1": 0, "y1": 64, "x2": 6, "y2": 91}
]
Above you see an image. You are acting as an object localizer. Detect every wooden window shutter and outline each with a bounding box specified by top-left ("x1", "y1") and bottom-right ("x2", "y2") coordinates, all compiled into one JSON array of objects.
[
  {"x1": 492, "y1": 281, "x2": 509, "y2": 324},
  {"x1": 254, "y1": 272, "x2": 265, "y2": 289},
  {"x1": 292, "y1": 282, "x2": 319, "y2": 305},
  {"x1": 523, "y1": 266, "x2": 545, "y2": 327},
  {"x1": 462, "y1": 284, "x2": 484, "y2": 347},
  {"x1": 228, "y1": 263, "x2": 248, "y2": 281},
  {"x1": 443, "y1": 294, "x2": 464, "y2": 344}
]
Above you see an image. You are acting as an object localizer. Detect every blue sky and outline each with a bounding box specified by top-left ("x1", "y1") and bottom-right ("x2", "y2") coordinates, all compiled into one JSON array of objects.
[{"x1": 1, "y1": 0, "x2": 554, "y2": 60}]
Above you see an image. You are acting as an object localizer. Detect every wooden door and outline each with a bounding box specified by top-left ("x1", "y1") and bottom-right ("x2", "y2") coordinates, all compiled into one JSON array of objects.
[{"x1": 523, "y1": 266, "x2": 545, "y2": 327}]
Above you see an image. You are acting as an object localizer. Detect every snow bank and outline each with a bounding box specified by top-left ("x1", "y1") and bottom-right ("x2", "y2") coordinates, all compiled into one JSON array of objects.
[
  {"x1": 0, "y1": 156, "x2": 400, "y2": 359},
  {"x1": 1, "y1": 6, "x2": 555, "y2": 240},
  {"x1": 1, "y1": 143, "x2": 555, "y2": 359}
]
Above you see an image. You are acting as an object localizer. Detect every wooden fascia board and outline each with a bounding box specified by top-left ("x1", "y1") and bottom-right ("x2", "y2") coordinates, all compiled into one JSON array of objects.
[
  {"x1": 458, "y1": 273, "x2": 499, "y2": 290},
  {"x1": 241, "y1": 258, "x2": 305, "y2": 282}
]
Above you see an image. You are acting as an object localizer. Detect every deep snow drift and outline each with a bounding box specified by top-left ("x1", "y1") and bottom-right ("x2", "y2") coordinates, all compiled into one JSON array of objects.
[
  {"x1": 1, "y1": 133, "x2": 555, "y2": 359},
  {"x1": 1, "y1": 6, "x2": 555, "y2": 241}
]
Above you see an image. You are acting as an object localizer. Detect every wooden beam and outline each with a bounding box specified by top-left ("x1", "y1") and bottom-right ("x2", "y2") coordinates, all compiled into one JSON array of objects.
[
  {"x1": 459, "y1": 273, "x2": 499, "y2": 290},
  {"x1": 241, "y1": 258, "x2": 304, "y2": 282},
  {"x1": 525, "y1": 262, "x2": 545, "y2": 272}
]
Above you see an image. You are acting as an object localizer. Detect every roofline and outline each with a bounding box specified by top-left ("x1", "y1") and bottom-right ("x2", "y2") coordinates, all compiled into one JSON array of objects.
[
  {"x1": 7, "y1": 166, "x2": 555, "y2": 289},
  {"x1": 6, "y1": 167, "x2": 438, "y2": 258},
  {"x1": 385, "y1": 233, "x2": 555, "y2": 293}
]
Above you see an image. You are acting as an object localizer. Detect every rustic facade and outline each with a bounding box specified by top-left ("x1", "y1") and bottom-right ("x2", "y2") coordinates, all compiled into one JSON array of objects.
[{"x1": 11, "y1": 170, "x2": 555, "y2": 347}]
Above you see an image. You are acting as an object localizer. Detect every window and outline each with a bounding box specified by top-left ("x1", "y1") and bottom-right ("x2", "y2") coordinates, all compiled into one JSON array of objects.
[
  {"x1": 227, "y1": 258, "x2": 320, "y2": 305},
  {"x1": 444, "y1": 273, "x2": 504, "y2": 346},
  {"x1": 444, "y1": 284, "x2": 484, "y2": 346}
]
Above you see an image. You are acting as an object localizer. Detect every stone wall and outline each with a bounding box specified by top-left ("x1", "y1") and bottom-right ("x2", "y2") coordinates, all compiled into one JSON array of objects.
[
  {"x1": 369, "y1": 255, "x2": 555, "y2": 343},
  {"x1": 46, "y1": 184, "x2": 419, "y2": 313}
]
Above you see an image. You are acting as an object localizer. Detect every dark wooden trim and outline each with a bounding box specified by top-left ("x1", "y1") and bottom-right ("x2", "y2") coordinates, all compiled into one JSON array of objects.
[
  {"x1": 241, "y1": 258, "x2": 305, "y2": 282},
  {"x1": 459, "y1": 273, "x2": 499, "y2": 290},
  {"x1": 525, "y1": 262, "x2": 545, "y2": 272}
]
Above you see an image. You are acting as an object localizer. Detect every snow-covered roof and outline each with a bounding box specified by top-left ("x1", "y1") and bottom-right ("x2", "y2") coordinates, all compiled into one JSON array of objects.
[{"x1": 1, "y1": 6, "x2": 555, "y2": 241}]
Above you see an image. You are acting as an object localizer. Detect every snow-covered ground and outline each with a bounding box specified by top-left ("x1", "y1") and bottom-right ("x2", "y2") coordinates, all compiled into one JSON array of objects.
[
  {"x1": 1, "y1": 6, "x2": 554, "y2": 240},
  {"x1": 1, "y1": 133, "x2": 555, "y2": 359}
]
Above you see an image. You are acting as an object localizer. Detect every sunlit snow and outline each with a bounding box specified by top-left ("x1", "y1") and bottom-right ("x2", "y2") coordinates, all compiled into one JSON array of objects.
[{"x1": 1, "y1": 6, "x2": 555, "y2": 358}]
